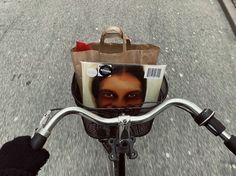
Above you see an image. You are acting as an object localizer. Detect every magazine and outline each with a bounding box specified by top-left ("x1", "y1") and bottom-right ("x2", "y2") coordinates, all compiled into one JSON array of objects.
[{"x1": 81, "y1": 61, "x2": 166, "y2": 109}]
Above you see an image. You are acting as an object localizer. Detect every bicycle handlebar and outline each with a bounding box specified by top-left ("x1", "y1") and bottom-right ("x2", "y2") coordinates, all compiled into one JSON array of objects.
[{"x1": 31, "y1": 98, "x2": 236, "y2": 156}]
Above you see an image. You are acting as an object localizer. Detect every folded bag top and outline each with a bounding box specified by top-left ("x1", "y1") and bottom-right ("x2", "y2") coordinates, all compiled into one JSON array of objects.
[{"x1": 71, "y1": 26, "x2": 160, "y2": 94}]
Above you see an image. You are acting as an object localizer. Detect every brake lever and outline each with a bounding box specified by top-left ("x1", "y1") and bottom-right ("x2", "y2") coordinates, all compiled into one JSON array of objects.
[{"x1": 193, "y1": 108, "x2": 236, "y2": 156}]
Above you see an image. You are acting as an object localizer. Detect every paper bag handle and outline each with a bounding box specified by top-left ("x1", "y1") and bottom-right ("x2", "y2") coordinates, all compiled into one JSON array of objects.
[{"x1": 100, "y1": 26, "x2": 131, "y2": 52}]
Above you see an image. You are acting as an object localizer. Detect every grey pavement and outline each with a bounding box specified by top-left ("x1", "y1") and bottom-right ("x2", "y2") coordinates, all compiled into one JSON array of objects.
[{"x1": 0, "y1": 0, "x2": 236, "y2": 176}]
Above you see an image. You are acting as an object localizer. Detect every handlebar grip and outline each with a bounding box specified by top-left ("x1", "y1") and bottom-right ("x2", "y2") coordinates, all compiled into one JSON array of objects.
[
  {"x1": 224, "y1": 135, "x2": 236, "y2": 155},
  {"x1": 31, "y1": 133, "x2": 47, "y2": 150}
]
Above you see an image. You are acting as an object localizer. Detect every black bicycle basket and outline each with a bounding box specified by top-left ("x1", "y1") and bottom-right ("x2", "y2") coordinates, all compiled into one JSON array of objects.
[{"x1": 71, "y1": 73, "x2": 168, "y2": 139}]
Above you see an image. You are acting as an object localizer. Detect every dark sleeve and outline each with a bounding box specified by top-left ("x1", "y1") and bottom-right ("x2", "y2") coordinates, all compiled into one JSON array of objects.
[{"x1": 0, "y1": 168, "x2": 34, "y2": 176}]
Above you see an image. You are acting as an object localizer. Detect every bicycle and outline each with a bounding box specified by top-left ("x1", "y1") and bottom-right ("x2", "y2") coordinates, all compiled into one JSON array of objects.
[{"x1": 31, "y1": 75, "x2": 236, "y2": 176}]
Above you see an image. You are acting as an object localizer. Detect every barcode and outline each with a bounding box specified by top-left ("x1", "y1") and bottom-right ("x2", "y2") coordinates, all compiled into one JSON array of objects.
[{"x1": 145, "y1": 68, "x2": 162, "y2": 78}]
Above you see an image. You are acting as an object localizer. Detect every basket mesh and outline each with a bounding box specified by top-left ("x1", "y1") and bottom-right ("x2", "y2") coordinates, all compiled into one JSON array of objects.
[{"x1": 71, "y1": 73, "x2": 168, "y2": 139}]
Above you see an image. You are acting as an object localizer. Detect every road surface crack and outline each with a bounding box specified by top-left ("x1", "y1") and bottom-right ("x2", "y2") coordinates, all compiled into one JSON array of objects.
[{"x1": 0, "y1": 11, "x2": 24, "y2": 42}]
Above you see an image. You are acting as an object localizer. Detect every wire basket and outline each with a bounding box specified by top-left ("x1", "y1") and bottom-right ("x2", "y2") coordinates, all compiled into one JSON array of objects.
[{"x1": 71, "y1": 73, "x2": 168, "y2": 139}]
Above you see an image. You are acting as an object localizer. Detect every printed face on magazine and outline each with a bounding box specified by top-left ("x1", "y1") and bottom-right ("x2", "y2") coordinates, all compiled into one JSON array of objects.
[{"x1": 96, "y1": 72, "x2": 144, "y2": 108}]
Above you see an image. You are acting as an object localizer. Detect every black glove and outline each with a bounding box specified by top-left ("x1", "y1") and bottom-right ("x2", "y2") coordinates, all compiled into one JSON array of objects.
[{"x1": 0, "y1": 136, "x2": 49, "y2": 176}]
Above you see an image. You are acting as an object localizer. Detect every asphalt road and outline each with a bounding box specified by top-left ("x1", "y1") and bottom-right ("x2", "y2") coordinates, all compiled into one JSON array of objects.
[{"x1": 0, "y1": 0, "x2": 235, "y2": 175}]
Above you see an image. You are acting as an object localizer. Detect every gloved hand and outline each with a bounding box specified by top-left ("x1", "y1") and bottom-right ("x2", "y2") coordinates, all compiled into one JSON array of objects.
[{"x1": 0, "y1": 136, "x2": 49, "y2": 176}]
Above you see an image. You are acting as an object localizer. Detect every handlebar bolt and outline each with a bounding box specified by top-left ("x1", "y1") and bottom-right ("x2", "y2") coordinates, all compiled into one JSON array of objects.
[
  {"x1": 130, "y1": 152, "x2": 138, "y2": 159},
  {"x1": 123, "y1": 119, "x2": 127, "y2": 124},
  {"x1": 109, "y1": 154, "x2": 116, "y2": 161}
]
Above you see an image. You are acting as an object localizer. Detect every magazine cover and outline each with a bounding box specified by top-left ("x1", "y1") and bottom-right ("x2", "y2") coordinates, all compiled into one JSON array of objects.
[{"x1": 81, "y1": 61, "x2": 166, "y2": 109}]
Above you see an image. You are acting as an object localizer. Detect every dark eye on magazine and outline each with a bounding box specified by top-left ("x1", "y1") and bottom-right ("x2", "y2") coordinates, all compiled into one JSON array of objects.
[
  {"x1": 100, "y1": 91, "x2": 117, "y2": 99},
  {"x1": 125, "y1": 91, "x2": 142, "y2": 99}
]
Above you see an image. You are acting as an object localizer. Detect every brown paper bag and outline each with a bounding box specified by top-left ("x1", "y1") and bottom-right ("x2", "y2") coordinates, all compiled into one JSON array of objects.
[{"x1": 71, "y1": 26, "x2": 160, "y2": 94}]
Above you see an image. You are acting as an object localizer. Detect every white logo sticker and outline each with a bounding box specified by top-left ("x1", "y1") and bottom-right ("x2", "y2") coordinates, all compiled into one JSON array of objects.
[{"x1": 87, "y1": 68, "x2": 97, "y2": 77}]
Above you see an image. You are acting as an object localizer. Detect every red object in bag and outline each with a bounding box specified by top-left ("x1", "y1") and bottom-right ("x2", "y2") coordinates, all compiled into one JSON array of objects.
[{"x1": 75, "y1": 41, "x2": 91, "y2": 52}]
